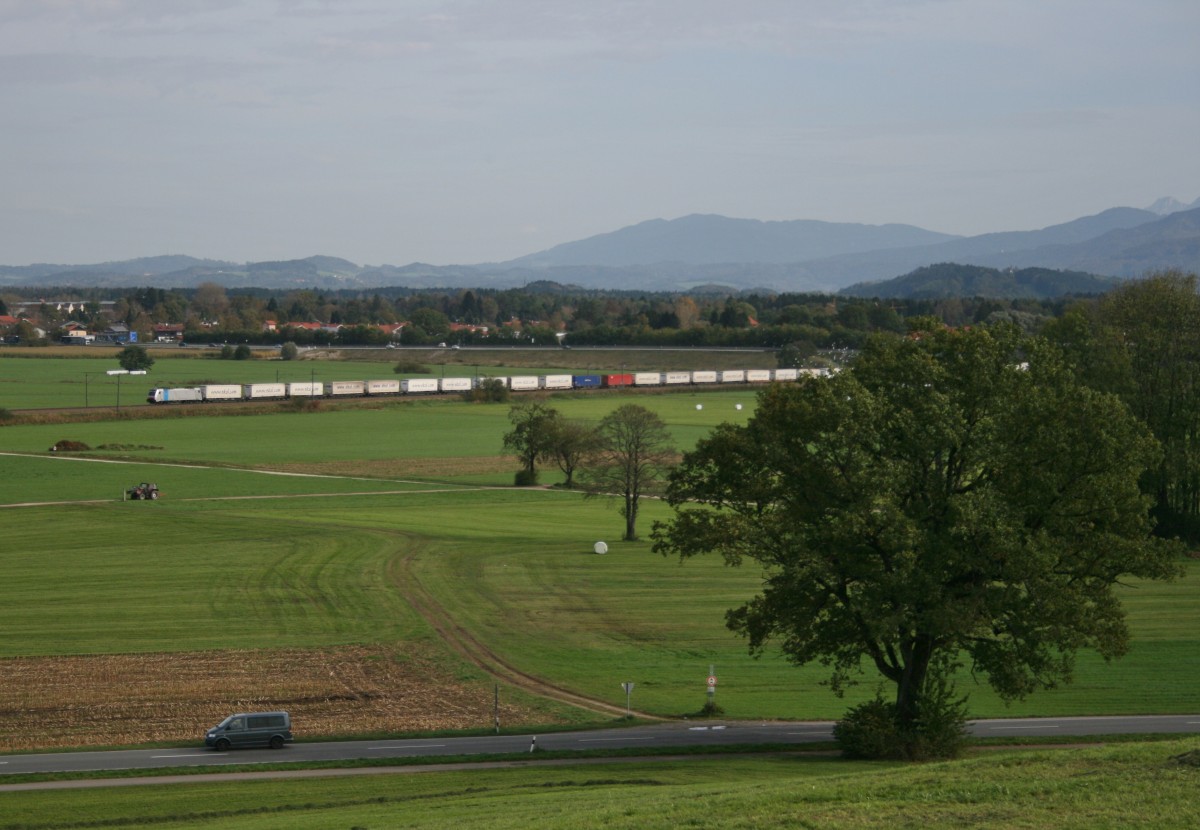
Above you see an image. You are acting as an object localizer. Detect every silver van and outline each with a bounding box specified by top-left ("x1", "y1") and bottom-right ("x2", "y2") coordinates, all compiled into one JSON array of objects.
[{"x1": 205, "y1": 711, "x2": 292, "y2": 750}]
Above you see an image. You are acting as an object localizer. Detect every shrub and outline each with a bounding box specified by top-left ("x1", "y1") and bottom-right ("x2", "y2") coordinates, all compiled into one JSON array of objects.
[
  {"x1": 280, "y1": 342, "x2": 299, "y2": 361},
  {"x1": 234, "y1": 344, "x2": 253, "y2": 360},
  {"x1": 833, "y1": 697, "x2": 904, "y2": 760},
  {"x1": 463, "y1": 378, "x2": 510, "y2": 403},
  {"x1": 834, "y1": 682, "x2": 968, "y2": 761},
  {"x1": 392, "y1": 359, "x2": 432, "y2": 374},
  {"x1": 513, "y1": 469, "x2": 539, "y2": 487}
]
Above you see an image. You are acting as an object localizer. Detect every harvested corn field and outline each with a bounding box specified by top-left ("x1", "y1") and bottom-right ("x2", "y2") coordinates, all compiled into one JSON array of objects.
[{"x1": 0, "y1": 644, "x2": 562, "y2": 751}]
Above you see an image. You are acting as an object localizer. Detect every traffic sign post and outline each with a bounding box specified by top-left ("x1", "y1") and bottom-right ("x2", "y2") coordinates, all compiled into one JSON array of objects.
[{"x1": 621, "y1": 681, "x2": 635, "y2": 715}]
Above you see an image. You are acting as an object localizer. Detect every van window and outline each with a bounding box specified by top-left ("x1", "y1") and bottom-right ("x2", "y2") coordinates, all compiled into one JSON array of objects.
[
  {"x1": 248, "y1": 716, "x2": 269, "y2": 729},
  {"x1": 227, "y1": 717, "x2": 245, "y2": 731}
]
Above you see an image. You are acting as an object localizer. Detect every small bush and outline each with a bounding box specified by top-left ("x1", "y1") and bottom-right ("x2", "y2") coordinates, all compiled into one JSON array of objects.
[
  {"x1": 280, "y1": 342, "x2": 299, "y2": 361},
  {"x1": 0, "y1": 407, "x2": 13, "y2": 422},
  {"x1": 49, "y1": 439, "x2": 92, "y2": 452},
  {"x1": 834, "y1": 681, "x2": 968, "y2": 761},
  {"x1": 463, "y1": 378, "x2": 510, "y2": 403},
  {"x1": 393, "y1": 359, "x2": 432, "y2": 374},
  {"x1": 284, "y1": 397, "x2": 322, "y2": 413},
  {"x1": 834, "y1": 697, "x2": 904, "y2": 760},
  {"x1": 513, "y1": 469, "x2": 539, "y2": 486},
  {"x1": 697, "y1": 700, "x2": 725, "y2": 718}
]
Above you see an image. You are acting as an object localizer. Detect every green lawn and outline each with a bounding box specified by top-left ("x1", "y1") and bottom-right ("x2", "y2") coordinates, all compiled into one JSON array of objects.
[{"x1": 2, "y1": 741, "x2": 1198, "y2": 829}]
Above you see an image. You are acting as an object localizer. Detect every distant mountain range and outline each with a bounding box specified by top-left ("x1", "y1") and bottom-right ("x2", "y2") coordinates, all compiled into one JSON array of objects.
[{"x1": 2, "y1": 197, "x2": 1197, "y2": 298}]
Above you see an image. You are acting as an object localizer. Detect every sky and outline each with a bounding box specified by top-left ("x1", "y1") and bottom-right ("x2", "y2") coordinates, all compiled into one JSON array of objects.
[{"x1": 1, "y1": 0, "x2": 1197, "y2": 267}]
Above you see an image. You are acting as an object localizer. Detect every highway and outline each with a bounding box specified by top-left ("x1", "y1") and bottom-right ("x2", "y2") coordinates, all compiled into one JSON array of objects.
[{"x1": 2, "y1": 716, "x2": 1198, "y2": 779}]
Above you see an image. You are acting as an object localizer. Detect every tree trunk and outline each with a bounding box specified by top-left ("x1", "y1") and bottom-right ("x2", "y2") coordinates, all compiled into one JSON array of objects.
[{"x1": 894, "y1": 636, "x2": 935, "y2": 749}]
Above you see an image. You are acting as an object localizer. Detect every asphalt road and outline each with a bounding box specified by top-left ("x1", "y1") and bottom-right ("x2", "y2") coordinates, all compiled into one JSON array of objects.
[{"x1": 2, "y1": 716, "x2": 1198, "y2": 779}]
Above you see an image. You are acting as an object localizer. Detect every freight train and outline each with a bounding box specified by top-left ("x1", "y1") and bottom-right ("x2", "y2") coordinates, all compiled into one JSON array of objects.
[{"x1": 146, "y1": 368, "x2": 826, "y2": 404}]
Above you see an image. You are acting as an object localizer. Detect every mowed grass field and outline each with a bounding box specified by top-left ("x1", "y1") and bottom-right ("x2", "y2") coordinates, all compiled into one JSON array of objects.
[{"x1": 0, "y1": 351, "x2": 1198, "y2": 748}]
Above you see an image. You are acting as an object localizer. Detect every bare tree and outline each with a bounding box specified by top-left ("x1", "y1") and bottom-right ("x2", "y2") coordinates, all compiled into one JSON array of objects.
[{"x1": 582, "y1": 404, "x2": 675, "y2": 540}]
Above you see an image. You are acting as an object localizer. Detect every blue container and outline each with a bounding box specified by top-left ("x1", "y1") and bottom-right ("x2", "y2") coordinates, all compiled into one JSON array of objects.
[{"x1": 573, "y1": 374, "x2": 602, "y2": 388}]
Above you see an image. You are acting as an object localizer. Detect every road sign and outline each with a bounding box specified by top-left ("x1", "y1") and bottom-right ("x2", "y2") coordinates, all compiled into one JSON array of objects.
[{"x1": 707, "y1": 675, "x2": 717, "y2": 687}]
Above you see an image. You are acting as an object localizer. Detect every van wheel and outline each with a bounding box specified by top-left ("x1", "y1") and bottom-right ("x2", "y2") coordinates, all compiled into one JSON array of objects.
[
  {"x1": 269, "y1": 735, "x2": 284, "y2": 750},
  {"x1": 214, "y1": 738, "x2": 231, "y2": 751}
]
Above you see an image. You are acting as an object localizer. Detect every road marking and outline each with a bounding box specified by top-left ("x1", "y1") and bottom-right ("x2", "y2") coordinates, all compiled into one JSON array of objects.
[
  {"x1": 578, "y1": 737, "x2": 652, "y2": 743},
  {"x1": 151, "y1": 754, "x2": 211, "y2": 759},
  {"x1": 988, "y1": 725, "x2": 1059, "y2": 730},
  {"x1": 370, "y1": 743, "x2": 447, "y2": 750}
]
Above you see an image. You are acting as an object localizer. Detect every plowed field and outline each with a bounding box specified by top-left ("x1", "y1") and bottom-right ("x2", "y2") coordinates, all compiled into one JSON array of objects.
[{"x1": 0, "y1": 644, "x2": 556, "y2": 750}]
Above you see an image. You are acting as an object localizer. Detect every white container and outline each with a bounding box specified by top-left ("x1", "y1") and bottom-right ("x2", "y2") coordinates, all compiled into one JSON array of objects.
[
  {"x1": 773, "y1": 368, "x2": 799, "y2": 382},
  {"x1": 402, "y1": 378, "x2": 439, "y2": 394},
  {"x1": 633, "y1": 372, "x2": 663, "y2": 386},
  {"x1": 202, "y1": 384, "x2": 243, "y2": 401},
  {"x1": 746, "y1": 370, "x2": 771, "y2": 383},
  {"x1": 287, "y1": 382, "x2": 323, "y2": 397},
  {"x1": 663, "y1": 371, "x2": 691, "y2": 385},
  {"x1": 718, "y1": 370, "x2": 745, "y2": 384},
  {"x1": 327, "y1": 380, "x2": 366, "y2": 397},
  {"x1": 244, "y1": 383, "x2": 286, "y2": 399},
  {"x1": 692, "y1": 371, "x2": 718, "y2": 384},
  {"x1": 509, "y1": 376, "x2": 539, "y2": 391},
  {"x1": 366, "y1": 379, "x2": 401, "y2": 395},
  {"x1": 540, "y1": 374, "x2": 573, "y2": 390},
  {"x1": 440, "y1": 377, "x2": 472, "y2": 392}
]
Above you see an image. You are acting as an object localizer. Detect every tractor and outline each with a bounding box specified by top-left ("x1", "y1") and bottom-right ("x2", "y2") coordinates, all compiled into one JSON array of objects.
[{"x1": 127, "y1": 482, "x2": 160, "y2": 500}]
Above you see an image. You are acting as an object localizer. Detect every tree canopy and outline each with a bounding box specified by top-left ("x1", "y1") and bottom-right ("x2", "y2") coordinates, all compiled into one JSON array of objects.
[
  {"x1": 116, "y1": 344, "x2": 154, "y2": 372},
  {"x1": 652, "y1": 324, "x2": 1182, "y2": 746},
  {"x1": 582, "y1": 404, "x2": 675, "y2": 541}
]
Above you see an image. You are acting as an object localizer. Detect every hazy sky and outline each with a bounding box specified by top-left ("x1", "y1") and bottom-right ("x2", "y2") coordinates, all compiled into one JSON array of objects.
[{"x1": 1, "y1": 0, "x2": 1197, "y2": 266}]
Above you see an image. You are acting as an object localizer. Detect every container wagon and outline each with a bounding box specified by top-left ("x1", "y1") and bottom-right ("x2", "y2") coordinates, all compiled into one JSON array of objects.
[
  {"x1": 366, "y1": 379, "x2": 401, "y2": 395},
  {"x1": 287, "y1": 382, "x2": 323, "y2": 397},
  {"x1": 746, "y1": 370, "x2": 771, "y2": 383},
  {"x1": 773, "y1": 368, "x2": 799, "y2": 382},
  {"x1": 244, "y1": 383, "x2": 286, "y2": 400},
  {"x1": 203, "y1": 384, "x2": 243, "y2": 401},
  {"x1": 573, "y1": 374, "x2": 602, "y2": 388},
  {"x1": 633, "y1": 372, "x2": 663, "y2": 386},
  {"x1": 440, "y1": 377, "x2": 472, "y2": 393},
  {"x1": 148, "y1": 387, "x2": 202, "y2": 404},
  {"x1": 718, "y1": 370, "x2": 745, "y2": 384},
  {"x1": 663, "y1": 371, "x2": 691, "y2": 386},
  {"x1": 509, "y1": 376, "x2": 539, "y2": 391},
  {"x1": 692, "y1": 371, "x2": 718, "y2": 384},
  {"x1": 402, "y1": 378, "x2": 439, "y2": 394},
  {"x1": 541, "y1": 374, "x2": 573, "y2": 390},
  {"x1": 602, "y1": 374, "x2": 633, "y2": 388},
  {"x1": 327, "y1": 380, "x2": 366, "y2": 397}
]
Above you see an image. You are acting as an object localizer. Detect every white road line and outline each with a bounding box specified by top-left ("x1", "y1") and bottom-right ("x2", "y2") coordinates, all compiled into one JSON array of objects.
[
  {"x1": 578, "y1": 737, "x2": 653, "y2": 743},
  {"x1": 369, "y1": 743, "x2": 447, "y2": 750},
  {"x1": 151, "y1": 754, "x2": 211, "y2": 759},
  {"x1": 989, "y1": 725, "x2": 1059, "y2": 730}
]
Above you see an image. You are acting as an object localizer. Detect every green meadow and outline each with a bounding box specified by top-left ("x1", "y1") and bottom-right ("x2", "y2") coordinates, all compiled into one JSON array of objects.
[
  {"x1": 1, "y1": 445, "x2": 1197, "y2": 719},
  {"x1": 3, "y1": 741, "x2": 1199, "y2": 829},
  {"x1": 0, "y1": 350, "x2": 1198, "y2": 721},
  {"x1": 2, "y1": 351, "x2": 1200, "y2": 825}
]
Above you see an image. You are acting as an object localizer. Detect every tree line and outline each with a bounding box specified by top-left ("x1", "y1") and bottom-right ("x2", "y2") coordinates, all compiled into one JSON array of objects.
[{"x1": 3, "y1": 281, "x2": 1073, "y2": 350}]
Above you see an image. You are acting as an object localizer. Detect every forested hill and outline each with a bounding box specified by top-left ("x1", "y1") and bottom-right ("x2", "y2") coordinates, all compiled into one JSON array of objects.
[{"x1": 839, "y1": 264, "x2": 1121, "y2": 299}]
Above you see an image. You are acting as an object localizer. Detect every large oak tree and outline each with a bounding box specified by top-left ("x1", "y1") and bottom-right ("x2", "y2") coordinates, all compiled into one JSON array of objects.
[{"x1": 653, "y1": 325, "x2": 1181, "y2": 744}]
